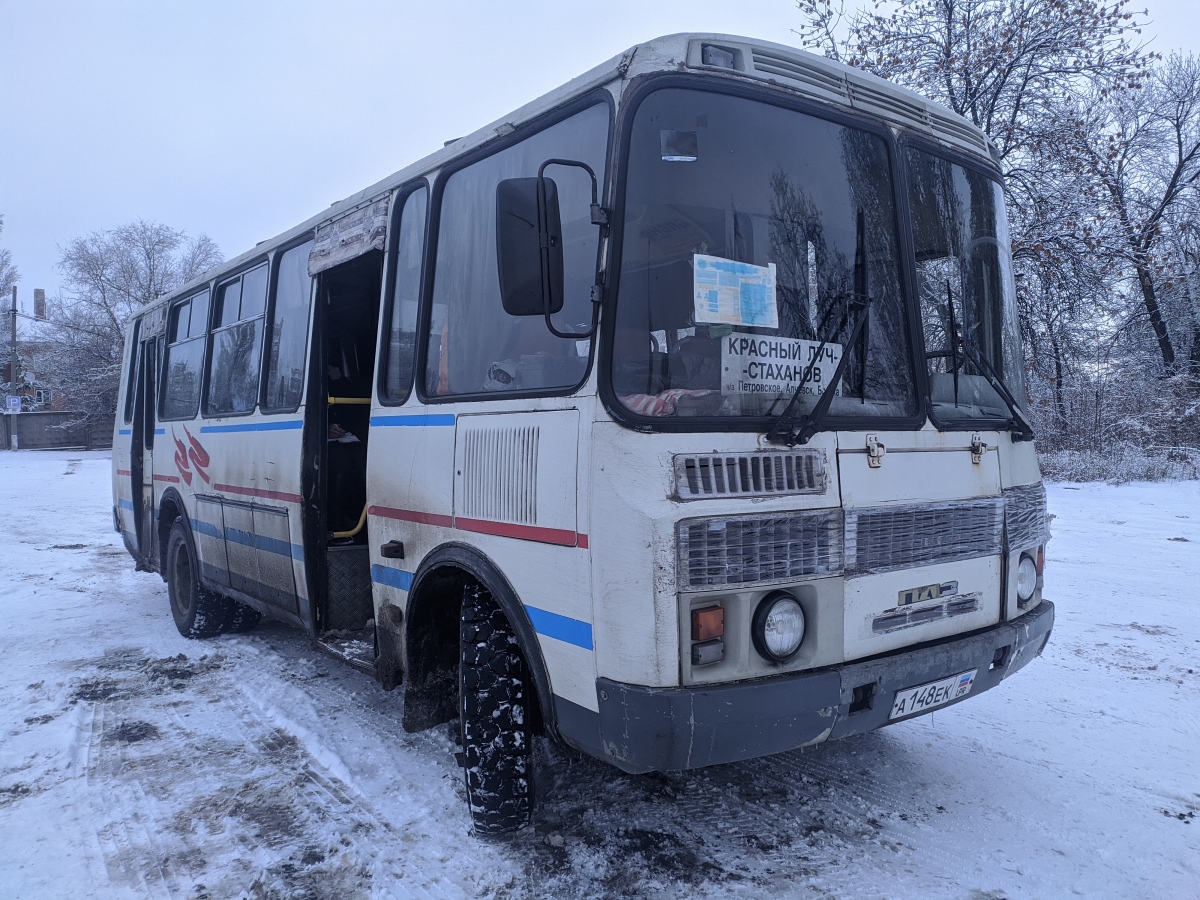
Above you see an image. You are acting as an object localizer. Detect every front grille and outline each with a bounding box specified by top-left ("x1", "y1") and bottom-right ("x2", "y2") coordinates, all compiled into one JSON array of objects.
[
  {"x1": 1004, "y1": 482, "x2": 1049, "y2": 552},
  {"x1": 845, "y1": 499, "x2": 1004, "y2": 574},
  {"x1": 673, "y1": 450, "x2": 826, "y2": 500},
  {"x1": 677, "y1": 510, "x2": 843, "y2": 591}
]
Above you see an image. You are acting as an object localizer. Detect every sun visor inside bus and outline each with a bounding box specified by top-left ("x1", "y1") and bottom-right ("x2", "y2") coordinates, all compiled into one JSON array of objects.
[{"x1": 308, "y1": 197, "x2": 391, "y2": 277}]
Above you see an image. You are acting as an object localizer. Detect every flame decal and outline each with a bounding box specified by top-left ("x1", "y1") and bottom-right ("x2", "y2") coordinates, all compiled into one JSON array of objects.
[
  {"x1": 183, "y1": 425, "x2": 211, "y2": 483},
  {"x1": 172, "y1": 431, "x2": 193, "y2": 486},
  {"x1": 172, "y1": 427, "x2": 211, "y2": 486}
]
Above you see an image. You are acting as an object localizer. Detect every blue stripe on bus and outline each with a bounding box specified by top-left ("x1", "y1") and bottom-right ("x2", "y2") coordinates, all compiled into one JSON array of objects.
[
  {"x1": 117, "y1": 429, "x2": 132, "y2": 435},
  {"x1": 371, "y1": 564, "x2": 414, "y2": 591},
  {"x1": 525, "y1": 605, "x2": 593, "y2": 651},
  {"x1": 154, "y1": 428, "x2": 165, "y2": 435},
  {"x1": 223, "y1": 527, "x2": 304, "y2": 561},
  {"x1": 117, "y1": 499, "x2": 135, "y2": 511},
  {"x1": 199, "y1": 420, "x2": 303, "y2": 434},
  {"x1": 189, "y1": 518, "x2": 224, "y2": 541},
  {"x1": 370, "y1": 414, "x2": 456, "y2": 427}
]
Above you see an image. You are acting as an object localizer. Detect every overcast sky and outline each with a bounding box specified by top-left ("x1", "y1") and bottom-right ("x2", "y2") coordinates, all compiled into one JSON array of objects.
[{"x1": 2, "y1": 0, "x2": 1199, "y2": 310}]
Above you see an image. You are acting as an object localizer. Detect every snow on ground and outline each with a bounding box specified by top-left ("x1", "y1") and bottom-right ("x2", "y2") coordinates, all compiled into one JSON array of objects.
[{"x1": 0, "y1": 450, "x2": 1196, "y2": 899}]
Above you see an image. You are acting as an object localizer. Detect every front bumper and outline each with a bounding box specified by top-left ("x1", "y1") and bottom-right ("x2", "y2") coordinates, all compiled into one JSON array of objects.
[{"x1": 592, "y1": 600, "x2": 1054, "y2": 773}]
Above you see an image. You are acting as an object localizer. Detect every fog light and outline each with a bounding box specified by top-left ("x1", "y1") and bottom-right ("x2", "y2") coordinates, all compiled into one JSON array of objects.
[
  {"x1": 1016, "y1": 553, "x2": 1038, "y2": 604},
  {"x1": 752, "y1": 591, "x2": 805, "y2": 662},
  {"x1": 692, "y1": 639, "x2": 724, "y2": 666}
]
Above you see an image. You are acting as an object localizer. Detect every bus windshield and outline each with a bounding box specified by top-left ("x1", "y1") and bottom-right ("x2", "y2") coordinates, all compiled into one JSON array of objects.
[
  {"x1": 611, "y1": 87, "x2": 917, "y2": 424},
  {"x1": 905, "y1": 148, "x2": 1027, "y2": 422}
]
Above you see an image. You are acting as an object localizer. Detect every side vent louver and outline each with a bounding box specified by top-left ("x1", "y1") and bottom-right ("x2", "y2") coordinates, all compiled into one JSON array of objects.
[
  {"x1": 460, "y1": 425, "x2": 539, "y2": 525},
  {"x1": 674, "y1": 450, "x2": 826, "y2": 501}
]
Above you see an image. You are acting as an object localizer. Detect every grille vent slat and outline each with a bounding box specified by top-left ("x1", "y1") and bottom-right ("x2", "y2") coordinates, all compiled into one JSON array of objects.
[
  {"x1": 929, "y1": 111, "x2": 991, "y2": 154},
  {"x1": 750, "y1": 50, "x2": 850, "y2": 101},
  {"x1": 461, "y1": 425, "x2": 539, "y2": 525},
  {"x1": 677, "y1": 510, "x2": 843, "y2": 591},
  {"x1": 846, "y1": 80, "x2": 932, "y2": 129},
  {"x1": 739, "y1": 45, "x2": 988, "y2": 158},
  {"x1": 1003, "y1": 482, "x2": 1048, "y2": 552},
  {"x1": 845, "y1": 499, "x2": 1004, "y2": 575},
  {"x1": 674, "y1": 450, "x2": 825, "y2": 501}
]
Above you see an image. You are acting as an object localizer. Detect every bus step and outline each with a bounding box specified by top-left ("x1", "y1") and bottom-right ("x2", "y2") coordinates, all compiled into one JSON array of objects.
[{"x1": 316, "y1": 627, "x2": 376, "y2": 675}]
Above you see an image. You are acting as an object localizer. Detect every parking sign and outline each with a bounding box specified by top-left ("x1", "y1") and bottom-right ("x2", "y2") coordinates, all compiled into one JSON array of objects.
[{"x1": 6, "y1": 396, "x2": 20, "y2": 413}]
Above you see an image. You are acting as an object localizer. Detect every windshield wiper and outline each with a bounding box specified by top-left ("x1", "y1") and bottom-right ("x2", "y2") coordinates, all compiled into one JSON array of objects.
[
  {"x1": 955, "y1": 339, "x2": 1036, "y2": 442},
  {"x1": 765, "y1": 292, "x2": 874, "y2": 446}
]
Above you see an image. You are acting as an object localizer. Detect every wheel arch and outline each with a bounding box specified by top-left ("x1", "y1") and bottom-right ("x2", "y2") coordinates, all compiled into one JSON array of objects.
[
  {"x1": 400, "y1": 542, "x2": 558, "y2": 739},
  {"x1": 156, "y1": 487, "x2": 189, "y2": 576}
]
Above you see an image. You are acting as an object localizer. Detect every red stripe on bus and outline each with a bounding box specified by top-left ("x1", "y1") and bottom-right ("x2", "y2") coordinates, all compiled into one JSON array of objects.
[
  {"x1": 116, "y1": 469, "x2": 131, "y2": 476},
  {"x1": 455, "y1": 517, "x2": 581, "y2": 548},
  {"x1": 368, "y1": 505, "x2": 454, "y2": 528},
  {"x1": 214, "y1": 482, "x2": 304, "y2": 504},
  {"x1": 153, "y1": 474, "x2": 181, "y2": 483},
  {"x1": 367, "y1": 506, "x2": 588, "y2": 549}
]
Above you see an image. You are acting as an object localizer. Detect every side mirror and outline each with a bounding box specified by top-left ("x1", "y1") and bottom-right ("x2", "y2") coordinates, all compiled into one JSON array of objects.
[{"x1": 496, "y1": 176, "x2": 564, "y2": 317}]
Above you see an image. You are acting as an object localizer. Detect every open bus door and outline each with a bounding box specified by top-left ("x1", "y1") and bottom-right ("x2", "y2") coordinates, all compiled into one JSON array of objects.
[
  {"x1": 128, "y1": 336, "x2": 158, "y2": 567},
  {"x1": 305, "y1": 245, "x2": 383, "y2": 671}
]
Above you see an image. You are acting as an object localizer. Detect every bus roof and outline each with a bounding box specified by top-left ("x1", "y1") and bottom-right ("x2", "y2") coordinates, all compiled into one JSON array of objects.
[{"x1": 147, "y1": 33, "x2": 995, "y2": 316}]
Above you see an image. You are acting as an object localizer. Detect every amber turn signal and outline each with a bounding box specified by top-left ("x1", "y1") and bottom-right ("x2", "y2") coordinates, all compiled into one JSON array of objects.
[{"x1": 691, "y1": 605, "x2": 724, "y2": 642}]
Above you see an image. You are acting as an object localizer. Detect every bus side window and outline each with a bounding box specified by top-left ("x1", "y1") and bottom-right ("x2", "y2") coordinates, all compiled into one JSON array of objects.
[
  {"x1": 160, "y1": 291, "x2": 209, "y2": 420},
  {"x1": 122, "y1": 318, "x2": 142, "y2": 424},
  {"x1": 205, "y1": 263, "x2": 268, "y2": 416},
  {"x1": 423, "y1": 102, "x2": 608, "y2": 398},
  {"x1": 381, "y1": 187, "x2": 428, "y2": 403},
  {"x1": 263, "y1": 240, "x2": 314, "y2": 412}
]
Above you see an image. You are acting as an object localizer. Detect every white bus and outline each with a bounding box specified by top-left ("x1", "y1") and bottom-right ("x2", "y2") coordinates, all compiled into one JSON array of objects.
[{"x1": 113, "y1": 34, "x2": 1053, "y2": 834}]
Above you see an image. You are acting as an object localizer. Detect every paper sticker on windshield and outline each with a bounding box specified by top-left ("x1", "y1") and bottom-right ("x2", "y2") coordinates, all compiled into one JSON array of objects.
[
  {"x1": 693, "y1": 255, "x2": 778, "y2": 328},
  {"x1": 722, "y1": 335, "x2": 842, "y2": 396}
]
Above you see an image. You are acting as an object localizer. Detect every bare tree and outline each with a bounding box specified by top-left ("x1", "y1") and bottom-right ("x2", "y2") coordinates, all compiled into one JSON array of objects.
[{"x1": 44, "y1": 221, "x2": 222, "y2": 431}]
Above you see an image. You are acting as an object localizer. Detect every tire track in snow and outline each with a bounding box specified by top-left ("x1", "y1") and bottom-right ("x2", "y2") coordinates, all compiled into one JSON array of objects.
[
  {"x1": 82, "y1": 694, "x2": 190, "y2": 897},
  {"x1": 225, "y1": 637, "x2": 514, "y2": 898}
]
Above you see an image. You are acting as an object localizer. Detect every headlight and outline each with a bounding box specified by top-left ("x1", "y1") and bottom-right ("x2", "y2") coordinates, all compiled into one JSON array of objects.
[
  {"x1": 1016, "y1": 554, "x2": 1038, "y2": 603},
  {"x1": 752, "y1": 591, "x2": 806, "y2": 662}
]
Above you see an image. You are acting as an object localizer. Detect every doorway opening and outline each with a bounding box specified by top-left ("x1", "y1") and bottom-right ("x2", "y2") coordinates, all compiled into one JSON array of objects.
[{"x1": 312, "y1": 249, "x2": 381, "y2": 671}]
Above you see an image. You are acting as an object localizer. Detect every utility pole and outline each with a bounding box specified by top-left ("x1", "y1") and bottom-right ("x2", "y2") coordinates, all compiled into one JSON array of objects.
[{"x1": 9, "y1": 285, "x2": 17, "y2": 450}]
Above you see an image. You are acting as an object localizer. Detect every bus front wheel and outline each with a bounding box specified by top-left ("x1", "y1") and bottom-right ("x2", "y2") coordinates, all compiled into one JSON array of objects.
[
  {"x1": 165, "y1": 517, "x2": 229, "y2": 639},
  {"x1": 458, "y1": 581, "x2": 533, "y2": 833}
]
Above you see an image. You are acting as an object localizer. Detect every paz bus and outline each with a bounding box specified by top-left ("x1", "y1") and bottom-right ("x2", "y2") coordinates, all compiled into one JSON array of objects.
[{"x1": 113, "y1": 33, "x2": 1053, "y2": 833}]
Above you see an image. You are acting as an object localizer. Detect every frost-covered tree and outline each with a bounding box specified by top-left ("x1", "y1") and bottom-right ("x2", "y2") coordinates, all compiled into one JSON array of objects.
[
  {"x1": 796, "y1": 0, "x2": 1150, "y2": 158},
  {"x1": 794, "y1": 1, "x2": 1200, "y2": 474},
  {"x1": 0, "y1": 214, "x2": 18, "y2": 309},
  {"x1": 45, "y1": 221, "x2": 222, "y2": 431},
  {"x1": 1052, "y1": 55, "x2": 1200, "y2": 373}
]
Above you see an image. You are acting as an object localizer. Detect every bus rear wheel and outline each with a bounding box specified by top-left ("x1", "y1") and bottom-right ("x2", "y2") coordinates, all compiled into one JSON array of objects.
[
  {"x1": 166, "y1": 517, "x2": 228, "y2": 639},
  {"x1": 458, "y1": 581, "x2": 533, "y2": 834}
]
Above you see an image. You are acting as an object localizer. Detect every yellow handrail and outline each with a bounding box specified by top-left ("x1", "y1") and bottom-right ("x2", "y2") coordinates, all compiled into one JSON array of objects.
[
  {"x1": 328, "y1": 396, "x2": 371, "y2": 405},
  {"x1": 331, "y1": 503, "x2": 369, "y2": 540}
]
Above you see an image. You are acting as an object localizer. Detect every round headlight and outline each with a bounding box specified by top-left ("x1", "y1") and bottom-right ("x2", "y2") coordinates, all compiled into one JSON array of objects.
[
  {"x1": 752, "y1": 592, "x2": 806, "y2": 662},
  {"x1": 1016, "y1": 554, "x2": 1038, "y2": 602}
]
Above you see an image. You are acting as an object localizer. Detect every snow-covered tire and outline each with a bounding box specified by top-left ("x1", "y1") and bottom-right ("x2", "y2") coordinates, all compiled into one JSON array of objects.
[
  {"x1": 458, "y1": 582, "x2": 533, "y2": 834},
  {"x1": 223, "y1": 600, "x2": 262, "y2": 633},
  {"x1": 165, "y1": 517, "x2": 229, "y2": 639}
]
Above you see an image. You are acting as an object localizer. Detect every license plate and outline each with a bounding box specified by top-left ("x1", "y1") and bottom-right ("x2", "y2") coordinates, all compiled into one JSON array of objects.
[{"x1": 889, "y1": 669, "x2": 977, "y2": 720}]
